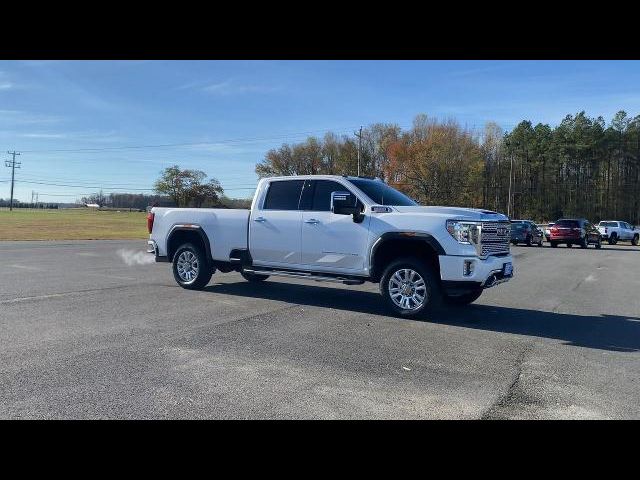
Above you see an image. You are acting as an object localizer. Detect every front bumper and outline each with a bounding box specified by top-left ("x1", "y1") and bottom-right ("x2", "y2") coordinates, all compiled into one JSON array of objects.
[{"x1": 439, "y1": 254, "x2": 514, "y2": 291}]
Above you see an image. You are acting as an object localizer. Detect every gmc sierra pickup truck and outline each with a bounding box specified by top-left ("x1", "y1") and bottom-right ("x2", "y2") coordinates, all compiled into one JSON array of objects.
[{"x1": 147, "y1": 175, "x2": 514, "y2": 317}]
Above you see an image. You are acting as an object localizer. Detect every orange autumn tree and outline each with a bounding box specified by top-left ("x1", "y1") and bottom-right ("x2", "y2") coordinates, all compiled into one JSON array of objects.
[{"x1": 385, "y1": 115, "x2": 485, "y2": 207}]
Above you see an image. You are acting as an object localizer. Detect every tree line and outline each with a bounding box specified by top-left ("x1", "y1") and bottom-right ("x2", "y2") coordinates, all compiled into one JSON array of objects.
[
  {"x1": 79, "y1": 166, "x2": 252, "y2": 210},
  {"x1": 255, "y1": 112, "x2": 640, "y2": 224},
  {"x1": 0, "y1": 199, "x2": 59, "y2": 209}
]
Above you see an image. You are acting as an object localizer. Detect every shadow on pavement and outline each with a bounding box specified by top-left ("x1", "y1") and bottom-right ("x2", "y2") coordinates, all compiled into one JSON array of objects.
[{"x1": 205, "y1": 280, "x2": 640, "y2": 353}]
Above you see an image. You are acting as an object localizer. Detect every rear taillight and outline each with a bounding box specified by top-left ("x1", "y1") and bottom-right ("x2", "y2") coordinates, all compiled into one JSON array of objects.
[{"x1": 147, "y1": 211, "x2": 155, "y2": 234}]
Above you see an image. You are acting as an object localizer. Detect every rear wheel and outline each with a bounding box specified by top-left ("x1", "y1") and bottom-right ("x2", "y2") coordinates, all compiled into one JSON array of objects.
[
  {"x1": 444, "y1": 289, "x2": 483, "y2": 306},
  {"x1": 380, "y1": 257, "x2": 442, "y2": 318},
  {"x1": 566, "y1": 243, "x2": 572, "y2": 248},
  {"x1": 551, "y1": 241, "x2": 558, "y2": 248},
  {"x1": 172, "y1": 243, "x2": 213, "y2": 290},
  {"x1": 633, "y1": 234, "x2": 639, "y2": 246},
  {"x1": 525, "y1": 235, "x2": 532, "y2": 247},
  {"x1": 240, "y1": 271, "x2": 269, "y2": 282},
  {"x1": 609, "y1": 233, "x2": 618, "y2": 245},
  {"x1": 595, "y1": 237, "x2": 602, "y2": 249},
  {"x1": 579, "y1": 237, "x2": 588, "y2": 248}
]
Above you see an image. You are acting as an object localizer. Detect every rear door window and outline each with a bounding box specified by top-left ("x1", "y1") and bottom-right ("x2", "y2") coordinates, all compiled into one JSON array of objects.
[{"x1": 263, "y1": 180, "x2": 304, "y2": 210}]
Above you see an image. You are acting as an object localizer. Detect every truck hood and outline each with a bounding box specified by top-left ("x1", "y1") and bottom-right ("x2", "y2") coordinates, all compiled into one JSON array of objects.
[{"x1": 393, "y1": 205, "x2": 509, "y2": 222}]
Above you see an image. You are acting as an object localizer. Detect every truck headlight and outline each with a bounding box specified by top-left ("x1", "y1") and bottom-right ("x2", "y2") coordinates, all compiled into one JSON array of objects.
[{"x1": 446, "y1": 220, "x2": 479, "y2": 244}]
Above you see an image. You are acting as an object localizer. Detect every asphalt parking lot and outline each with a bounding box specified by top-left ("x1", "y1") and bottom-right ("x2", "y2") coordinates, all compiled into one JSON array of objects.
[{"x1": 1, "y1": 240, "x2": 639, "y2": 419}]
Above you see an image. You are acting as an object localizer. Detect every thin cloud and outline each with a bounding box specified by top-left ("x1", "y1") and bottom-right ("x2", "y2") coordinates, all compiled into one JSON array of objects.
[
  {"x1": 0, "y1": 109, "x2": 65, "y2": 125},
  {"x1": 177, "y1": 78, "x2": 280, "y2": 95},
  {"x1": 19, "y1": 133, "x2": 67, "y2": 139}
]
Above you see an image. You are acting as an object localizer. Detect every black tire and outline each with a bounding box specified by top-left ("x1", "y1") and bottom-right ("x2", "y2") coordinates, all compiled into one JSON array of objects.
[
  {"x1": 511, "y1": 240, "x2": 518, "y2": 246},
  {"x1": 609, "y1": 233, "x2": 617, "y2": 245},
  {"x1": 551, "y1": 241, "x2": 558, "y2": 248},
  {"x1": 241, "y1": 271, "x2": 269, "y2": 282},
  {"x1": 633, "y1": 234, "x2": 639, "y2": 246},
  {"x1": 379, "y1": 257, "x2": 442, "y2": 318},
  {"x1": 566, "y1": 243, "x2": 572, "y2": 248},
  {"x1": 525, "y1": 235, "x2": 532, "y2": 247},
  {"x1": 172, "y1": 243, "x2": 213, "y2": 290},
  {"x1": 444, "y1": 289, "x2": 483, "y2": 306},
  {"x1": 579, "y1": 237, "x2": 587, "y2": 248},
  {"x1": 595, "y1": 237, "x2": 602, "y2": 249}
]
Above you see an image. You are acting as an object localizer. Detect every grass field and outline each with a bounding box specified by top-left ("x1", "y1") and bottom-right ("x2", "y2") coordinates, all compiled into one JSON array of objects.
[{"x1": 0, "y1": 208, "x2": 148, "y2": 240}]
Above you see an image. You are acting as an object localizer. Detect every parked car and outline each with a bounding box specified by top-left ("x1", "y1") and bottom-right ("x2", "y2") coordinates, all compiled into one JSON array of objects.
[
  {"x1": 549, "y1": 218, "x2": 602, "y2": 248},
  {"x1": 147, "y1": 175, "x2": 514, "y2": 318},
  {"x1": 510, "y1": 220, "x2": 544, "y2": 246},
  {"x1": 597, "y1": 220, "x2": 640, "y2": 246},
  {"x1": 544, "y1": 222, "x2": 554, "y2": 241}
]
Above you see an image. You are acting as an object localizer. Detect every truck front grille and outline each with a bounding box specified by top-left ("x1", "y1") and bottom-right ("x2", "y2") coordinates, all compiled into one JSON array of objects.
[{"x1": 480, "y1": 222, "x2": 511, "y2": 257}]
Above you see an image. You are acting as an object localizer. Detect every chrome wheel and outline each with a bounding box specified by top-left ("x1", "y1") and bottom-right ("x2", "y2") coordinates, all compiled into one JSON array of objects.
[
  {"x1": 176, "y1": 250, "x2": 199, "y2": 283},
  {"x1": 388, "y1": 268, "x2": 427, "y2": 311}
]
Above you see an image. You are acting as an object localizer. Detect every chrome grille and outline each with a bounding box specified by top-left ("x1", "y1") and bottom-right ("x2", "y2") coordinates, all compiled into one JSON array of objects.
[{"x1": 480, "y1": 221, "x2": 510, "y2": 257}]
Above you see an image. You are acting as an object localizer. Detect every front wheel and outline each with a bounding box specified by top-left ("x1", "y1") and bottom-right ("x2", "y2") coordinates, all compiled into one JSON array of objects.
[
  {"x1": 551, "y1": 241, "x2": 558, "y2": 248},
  {"x1": 380, "y1": 257, "x2": 442, "y2": 318},
  {"x1": 595, "y1": 237, "x2": 602, "y2": 249},
  {"x1": 633, "y1": 234, "x2": 639, "y2": 246},
  {"x1": 609, "y1": 233, "x2": 618, "y2": 245},
  {"x1": 444, "y1": 289, "x2": 483, "y2": 306},
  {"x1": 579, "y1": 237, "x2": 588, "y2": 248},
  {"x1": 172, "y1": 243, "x2": 213, "y2": 290}
]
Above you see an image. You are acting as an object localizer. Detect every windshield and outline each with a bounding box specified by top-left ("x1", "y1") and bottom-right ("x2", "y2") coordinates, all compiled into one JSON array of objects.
[
  {"x1": 347, "y1": 179, "x2": 417, "y2": 206},
  {"x1": 599, "y1": 221, "x2": 617, "y2": 227}
]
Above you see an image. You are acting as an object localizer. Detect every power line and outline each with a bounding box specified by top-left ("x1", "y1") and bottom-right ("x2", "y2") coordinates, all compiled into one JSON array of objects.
[{"x1": 17, "y1": 126, "x2": 372, "y2": 154}]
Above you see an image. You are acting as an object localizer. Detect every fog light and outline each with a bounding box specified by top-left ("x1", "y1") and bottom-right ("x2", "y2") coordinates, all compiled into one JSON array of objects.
[{"x1": 463, "y1": 260, "x2": 475, "y2": 276}]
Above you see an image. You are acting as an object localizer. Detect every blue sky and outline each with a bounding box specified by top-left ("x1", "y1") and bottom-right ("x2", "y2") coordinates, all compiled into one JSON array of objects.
[{"x1": 2, "y1": 60, "x2": 640, "y2": 202}]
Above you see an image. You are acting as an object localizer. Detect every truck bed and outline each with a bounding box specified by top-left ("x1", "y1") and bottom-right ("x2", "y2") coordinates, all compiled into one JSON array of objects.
[{"x1": 151, "y1": 207, "x2": 250, "y2": 261}]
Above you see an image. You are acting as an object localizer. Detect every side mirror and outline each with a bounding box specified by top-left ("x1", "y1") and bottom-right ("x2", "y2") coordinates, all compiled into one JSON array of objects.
[{"x1": 331, "y1": 191, "x2": 364, "y2": 223}]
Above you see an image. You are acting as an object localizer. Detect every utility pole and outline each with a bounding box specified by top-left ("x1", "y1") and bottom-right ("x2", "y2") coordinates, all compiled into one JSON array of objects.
[
  {"x1": 5, "y1": 151, "x2": 21, "y2": 211},
  {"x1": 507, "y1": 153, "x2": 514, "y2": 218},
  {"x1": 354, "y1": 126, "x2": 362, "y2": 176}
]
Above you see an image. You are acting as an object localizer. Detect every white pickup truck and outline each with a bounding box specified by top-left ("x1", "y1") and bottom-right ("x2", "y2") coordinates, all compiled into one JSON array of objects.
[
  {"x1": 597, "y1": 220, "x2": 640, "y2": 245},
  {"x1": 147, "y1": 175, "x2": 514, "y2": 317}
]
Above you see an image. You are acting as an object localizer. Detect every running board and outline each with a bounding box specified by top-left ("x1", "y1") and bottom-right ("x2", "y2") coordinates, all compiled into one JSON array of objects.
[{"x1": 242, "y1": 268, "x2": 365, "y2": 285}]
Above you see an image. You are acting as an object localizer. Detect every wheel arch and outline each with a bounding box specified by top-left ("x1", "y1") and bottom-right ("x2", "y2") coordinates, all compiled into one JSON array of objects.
[
  {"x1": 166, "y1": 225, "x2": 213, "y2": 263},
  {"x1": 369, "y1": 232, "x2": 445, "y2": 282}
]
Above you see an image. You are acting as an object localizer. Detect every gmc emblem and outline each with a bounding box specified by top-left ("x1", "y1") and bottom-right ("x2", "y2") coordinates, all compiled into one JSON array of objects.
[{"x1": 497, "y1": 227, "x2": 508, "y2": 236}]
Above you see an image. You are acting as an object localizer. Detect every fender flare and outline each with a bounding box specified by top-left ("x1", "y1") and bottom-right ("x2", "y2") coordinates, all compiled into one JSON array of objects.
[
  {"x1": 166, "y1": 224, "x2": 213, "y2": 263},
  {"x1": 369, "y1": 231, "x2": 446, "y2": 278}
]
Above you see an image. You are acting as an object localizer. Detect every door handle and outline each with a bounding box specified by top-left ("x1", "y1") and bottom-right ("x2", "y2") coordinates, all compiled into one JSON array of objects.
[
  {"x1": 305, "y1": 219, "x2": 320, "y2": 225},
  {"x1": 254, "y1": 217, "x2": 266, "y2": 223}
]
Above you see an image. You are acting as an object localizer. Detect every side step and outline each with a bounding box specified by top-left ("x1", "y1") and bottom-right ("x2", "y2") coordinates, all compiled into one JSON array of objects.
[{"x1": 242, "y1": 268, "x2": 365, "y2": 285}]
